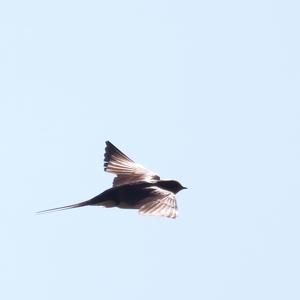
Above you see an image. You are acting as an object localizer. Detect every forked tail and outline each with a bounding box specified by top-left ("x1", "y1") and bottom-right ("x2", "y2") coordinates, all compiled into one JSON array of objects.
[{"x1": 36, "y1": 200, "x2": 90, "y2": 214}]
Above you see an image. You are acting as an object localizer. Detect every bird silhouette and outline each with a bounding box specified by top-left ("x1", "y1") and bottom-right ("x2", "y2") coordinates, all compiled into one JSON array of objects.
[{"x1": 37, "y1": 141, "x2": 186, "y2": 218}]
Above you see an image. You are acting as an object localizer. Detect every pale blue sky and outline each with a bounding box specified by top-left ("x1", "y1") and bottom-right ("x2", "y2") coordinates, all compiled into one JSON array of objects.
[{"x1": 0, "y1": 1, "x2": 299, "y2": 299}]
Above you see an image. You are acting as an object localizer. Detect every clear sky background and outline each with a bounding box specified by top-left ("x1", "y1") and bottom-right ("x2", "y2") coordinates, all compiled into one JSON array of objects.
[{"x1": 0, "y1": 1, "x2": 299, "y2": 299}]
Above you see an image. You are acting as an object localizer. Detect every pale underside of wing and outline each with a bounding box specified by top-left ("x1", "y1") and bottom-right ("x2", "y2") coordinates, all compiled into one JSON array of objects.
[
  {"x1": 104, "y1": 141, "x2": 160, "y2": 187},
  {"x1": 138, "y1": 189, "x2": 178, "y2": 219}
]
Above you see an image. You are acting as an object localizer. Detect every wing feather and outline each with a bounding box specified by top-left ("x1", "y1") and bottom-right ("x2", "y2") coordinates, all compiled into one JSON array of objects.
[
  {"x1": 138, "y1": 188, "x2": 178, "y2": 219},
  {"x1": 104, "y1": 141, "x2": 160, "y2": 187}
]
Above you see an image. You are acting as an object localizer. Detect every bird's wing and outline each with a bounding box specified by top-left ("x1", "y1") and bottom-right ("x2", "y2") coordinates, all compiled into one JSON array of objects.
[
  {"x1": 104, "y1": 141, "x2": 160, "y2": 187},
  {"x1": 138, "y1": 188, "x2": 178, "y2": 219}
]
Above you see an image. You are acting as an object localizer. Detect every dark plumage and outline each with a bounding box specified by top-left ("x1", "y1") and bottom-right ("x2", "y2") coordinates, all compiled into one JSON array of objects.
[{"x1": 37, "y1": 141, "x2": 187, "y2": 218}]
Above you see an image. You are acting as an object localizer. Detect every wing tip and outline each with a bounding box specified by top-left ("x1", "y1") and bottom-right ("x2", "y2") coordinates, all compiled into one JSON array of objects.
[
  {"x1": 139, "y1": 210, "x2": 178, "y2": 219},
  {"x1": 103, "y1": 141, "x2": 133, "y2": 167}
]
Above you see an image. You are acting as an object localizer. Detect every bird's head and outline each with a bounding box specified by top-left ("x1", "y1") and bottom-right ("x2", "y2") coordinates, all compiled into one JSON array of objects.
[{"x1": 157, "y1": 180, "x2": 187, "y2": 194}]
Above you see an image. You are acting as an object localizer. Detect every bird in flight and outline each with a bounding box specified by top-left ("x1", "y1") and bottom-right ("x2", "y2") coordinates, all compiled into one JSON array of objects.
[{"x1": 37, "y1": 141, "x2": 187, "y2": 218}]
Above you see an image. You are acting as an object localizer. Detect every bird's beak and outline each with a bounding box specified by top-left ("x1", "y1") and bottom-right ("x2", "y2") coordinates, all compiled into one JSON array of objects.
[{"x1": 182, "y1": 186, "x2": 188, "y2": 189}]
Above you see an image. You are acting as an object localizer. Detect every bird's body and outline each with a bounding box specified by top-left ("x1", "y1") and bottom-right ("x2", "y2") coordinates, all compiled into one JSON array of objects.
[
  {"x1": 38, "y1": 141, "x2": 186, "y2": 218},
  {"x1": 90, "y1": 181, "x2": 157, "y2": 208}
]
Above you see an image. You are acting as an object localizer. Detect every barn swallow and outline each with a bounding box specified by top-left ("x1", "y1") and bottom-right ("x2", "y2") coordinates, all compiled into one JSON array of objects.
[{"x1": 37, "y1": 141, "x2": 186, "y2": 218}]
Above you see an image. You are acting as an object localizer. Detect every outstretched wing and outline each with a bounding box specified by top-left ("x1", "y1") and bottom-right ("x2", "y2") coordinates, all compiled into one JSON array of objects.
[
  {"x1": 138, "y1": 188, "x2": 178, "y2": 219},
  {"x1": 104, "y1": 141, "x2": 160, "y2": 187}
]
